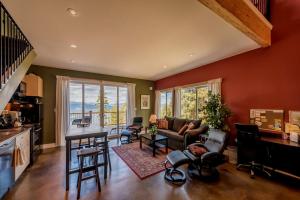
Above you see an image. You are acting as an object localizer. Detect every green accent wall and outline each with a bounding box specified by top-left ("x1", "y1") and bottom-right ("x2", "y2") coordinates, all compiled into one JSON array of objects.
[{"x1": 28, "y1": 65, "x2": 155, "y2": 144}]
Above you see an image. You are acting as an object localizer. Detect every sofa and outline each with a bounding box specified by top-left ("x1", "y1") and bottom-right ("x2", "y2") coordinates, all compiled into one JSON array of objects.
[{"x1": 157, "y1": 117, "x2": 209, "y2": 150}]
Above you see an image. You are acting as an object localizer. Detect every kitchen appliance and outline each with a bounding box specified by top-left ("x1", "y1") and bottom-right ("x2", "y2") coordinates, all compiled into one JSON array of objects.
[
  {"x1": 19, "y1": 97, "x2": 43, "y2": 165},
  {"x1": 25, "y1": 124, "x2": 42, "y2": 165},
  {"x1": 0, "y1": 112, "x2": 13, "y2": 129},
  {"x1": 0, "y1": 138, "x2": 15, "y2": 199}
]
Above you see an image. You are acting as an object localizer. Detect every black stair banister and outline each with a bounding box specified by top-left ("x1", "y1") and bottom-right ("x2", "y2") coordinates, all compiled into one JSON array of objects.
[
  {"x1": 0, "y1": 1, "x2": 33, "y2": 90},
  {"x1": 250, "y1": 0, "x2": 270, "y2": 20}
]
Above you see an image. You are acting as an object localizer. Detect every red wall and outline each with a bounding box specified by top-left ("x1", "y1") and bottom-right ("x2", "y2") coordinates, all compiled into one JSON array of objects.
[{"x1": 155, "y1": 0, "x2": 300, "y2": 140}]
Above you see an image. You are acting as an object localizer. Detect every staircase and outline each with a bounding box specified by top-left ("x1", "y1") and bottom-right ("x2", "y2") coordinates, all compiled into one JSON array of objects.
[{"x1": 0, "y1": 1, "x2": 36, "y2": 110}]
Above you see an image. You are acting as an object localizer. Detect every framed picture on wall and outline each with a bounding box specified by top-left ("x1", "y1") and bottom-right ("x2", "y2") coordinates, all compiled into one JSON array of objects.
[{"x1": 141, "y1": 95, "x2": 150, "y2": 109}]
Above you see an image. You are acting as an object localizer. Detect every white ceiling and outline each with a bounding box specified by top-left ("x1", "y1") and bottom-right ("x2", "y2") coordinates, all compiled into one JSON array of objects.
[{"x1": 3, "y1": 0, "x2": 259, "y2": 81}]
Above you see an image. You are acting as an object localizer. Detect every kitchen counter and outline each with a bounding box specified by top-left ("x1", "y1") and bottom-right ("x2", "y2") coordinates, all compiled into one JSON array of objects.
[{"x1": 0, "y1": 127, "x2": 31, "y2": 145}]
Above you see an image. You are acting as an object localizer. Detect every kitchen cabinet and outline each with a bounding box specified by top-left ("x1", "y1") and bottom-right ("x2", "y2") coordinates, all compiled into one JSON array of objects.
[
  {"x1": 23, "y1": 74, "x2": 43, "y2": 97},
  {"x1": 14, "y1": 129, "x2": 30, "y2": 181}
]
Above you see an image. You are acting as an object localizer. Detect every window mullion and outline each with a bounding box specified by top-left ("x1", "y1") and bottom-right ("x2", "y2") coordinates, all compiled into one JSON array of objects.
[
  {"x1": 117, "y1": 86, "x2": 120, "y2": 134},
  {"x1": 195, "y1": 87, "x2": 198, "y2": 120},
  {"x1": 82, "y1": 83, "x2": 85, "y2": 119},
  {"x1": 165, "y1": 92, "x2": 167, "y2": 117}
]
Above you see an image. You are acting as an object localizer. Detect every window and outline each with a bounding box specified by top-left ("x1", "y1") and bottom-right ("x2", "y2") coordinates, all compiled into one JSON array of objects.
[
  {"x1": 159, "y1": 91, "x2": 173, "y2": 117},
  {"x1": 69, "y1": 80, "x2": 129, "y2": 135},
  {"x1": 69, "y1": 82, "x2": 101, "y2": 126},
  {"x1": 180, "y1": 85, "x2": 209, "y2": 119}
]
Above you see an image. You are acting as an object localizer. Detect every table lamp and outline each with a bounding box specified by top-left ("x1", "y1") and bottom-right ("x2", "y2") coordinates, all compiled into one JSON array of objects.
[{"x1": 149, "y1": 114, "x2": 158, "y2": 124}]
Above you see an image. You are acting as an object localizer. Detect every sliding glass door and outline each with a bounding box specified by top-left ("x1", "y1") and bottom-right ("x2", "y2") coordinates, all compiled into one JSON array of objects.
[
  {"x1": 103, "y1": 85, "x2": 128, "y2": 135},
  {"x1": 84, "y1": 84, "x2": 101, "y2": 126},
  {"x1": 69, "y1": 82, "x2": 100, "y2": 126},
  {"x1": 69, "y1": 80, "x2": 128, "y2": 136}
]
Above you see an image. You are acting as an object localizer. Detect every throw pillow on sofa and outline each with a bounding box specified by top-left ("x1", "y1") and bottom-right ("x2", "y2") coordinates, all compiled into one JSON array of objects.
[
  {"x1": 178, "y1": 124, "x2": 189, "y2": 135},
  {"x1": 185, "y1": 125, "x2": 209, "y2": 137},
  {"x1": 157, "y1": 119, "x2": 168, "y2": 129},
  {"x1": 187, "y1": 119, "x2": 202, "y2": 129},
  {"x1": 187, "y1": 122, "x2": 195, "y2": 130}
]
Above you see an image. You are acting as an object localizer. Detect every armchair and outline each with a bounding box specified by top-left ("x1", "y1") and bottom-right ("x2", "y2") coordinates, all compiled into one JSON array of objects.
[
  {"x1": 164, "y1": 129, "x2": 228, "y2": 184},
  {"x1": 126, "y1": 117, "x2": 143, "y2": 139},
  {"x1": 183, "y1": 129, "x2": 228, "y2": 178}
]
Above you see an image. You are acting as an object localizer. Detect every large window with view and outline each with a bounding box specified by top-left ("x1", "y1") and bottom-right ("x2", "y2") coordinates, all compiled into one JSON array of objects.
[
  {"x1": 69, "y1": 82, "x2": 101, "y2": 126},
  {"x1": 180, "y1": 85, "x2": 209, "y2": 119},
  {"x1": 159, "y1": 91, "x2": 173, "y2": 118},
  {"x1": 69, "y1": 80, "x2": 128, "y2": 136}
]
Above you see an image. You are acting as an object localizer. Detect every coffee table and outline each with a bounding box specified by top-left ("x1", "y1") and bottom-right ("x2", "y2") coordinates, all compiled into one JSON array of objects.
[{"x1": 140, "y1": 133, "x2": 168, "y2": 157}]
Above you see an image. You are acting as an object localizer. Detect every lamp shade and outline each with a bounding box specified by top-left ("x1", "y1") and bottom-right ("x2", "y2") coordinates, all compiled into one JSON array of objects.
[{"x1": 149, "y1": 114, "x2": 158, "y2": 124}]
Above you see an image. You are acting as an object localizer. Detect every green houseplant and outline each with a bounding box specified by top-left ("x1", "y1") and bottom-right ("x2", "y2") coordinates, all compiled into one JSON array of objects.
[
  {"x1": 149, "y1": 124, "x2": 158, "y2": 136},
  {"x1": 199, "y1": 91, "x2": 231, "y2": 131}
]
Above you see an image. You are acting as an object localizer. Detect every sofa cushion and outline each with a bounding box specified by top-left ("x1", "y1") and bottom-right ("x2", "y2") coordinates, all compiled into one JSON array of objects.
[
  {"x1": 158, "y1": 129, "x2": 184, "y2": 141},
  {"x1": 165, "y1": 117, "x2": 175, "y2": 130},
  {"x1": 157, "y1": 119, "x2": 168, "y2": 129},
  {"x1": 172, "y1": 118, "x2": 187, "y2": 132}
]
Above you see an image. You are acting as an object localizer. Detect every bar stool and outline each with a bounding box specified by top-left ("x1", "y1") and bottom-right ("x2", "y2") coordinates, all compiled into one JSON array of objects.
[
  {"x1": 94, "y1": 139, "x2": 111, "y2": 171},
  {"x1": 77, "y1": 147, "x2": 101, "y2": 199}
]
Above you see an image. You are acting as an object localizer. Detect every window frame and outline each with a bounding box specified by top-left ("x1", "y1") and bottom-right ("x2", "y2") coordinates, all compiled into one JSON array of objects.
[
  {"x1": 159, "y1": 90, "x2": 173, "y2": 118},
  {"x1": 180, "y1": 84, "x2": 209, "y2": 120}
]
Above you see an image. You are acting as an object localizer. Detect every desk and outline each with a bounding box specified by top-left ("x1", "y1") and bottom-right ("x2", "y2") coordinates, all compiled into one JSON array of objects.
[
  {"x1": 65, "y1": 126, "x2": 108, "y2": 191},
  {"x1": 261, "y1": 136, "x2": 300, "y2": 148},
  {"x1": 260, "y1": 136, "x2": 300, "y2": 179}
]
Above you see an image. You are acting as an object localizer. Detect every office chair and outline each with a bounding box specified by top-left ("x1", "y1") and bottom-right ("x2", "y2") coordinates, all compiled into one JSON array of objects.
[{"x1": 235, "y1": 123, "x2": 271, "y2": 178}]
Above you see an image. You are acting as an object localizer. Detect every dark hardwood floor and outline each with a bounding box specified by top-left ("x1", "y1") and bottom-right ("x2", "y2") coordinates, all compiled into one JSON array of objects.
[{"x1": 4, "y1": 142, "x2": 300, "y2": 200}]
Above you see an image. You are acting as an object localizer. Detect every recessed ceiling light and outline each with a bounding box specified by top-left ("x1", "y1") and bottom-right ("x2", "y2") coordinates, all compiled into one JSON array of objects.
[
  {"x1": 67, "y1": 8, "x2": 78, "y2": 17},
  {"x1": 71, "y1": 60, "x2": 75, "y2": 63},
  {"x1": 70, "y1": 44, "x2": 77, "y2": 48},
  {"x1": 163, "y1": 65, "x2": 168, "y2": 69},
  {"x1": 189, "y1": 53, "x2": 194, "y2": 57}
]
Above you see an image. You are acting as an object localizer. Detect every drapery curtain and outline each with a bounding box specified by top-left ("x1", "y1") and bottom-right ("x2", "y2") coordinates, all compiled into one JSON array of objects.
[
  {"x1": 55, "y1": 76, "x2": 70, "y2": 146},
  {"x1": 154, "y1": 90, "x2": 160, "y2": 118},
  {"x1": 127, "y1": 83, "x2": 136, "y2": 125},
  {"x1": 174, "y1": 87, "x2": 181, "y2": 118},
  {"x1": 207, "y1": 78, "x2": 222, "y2": 95}
]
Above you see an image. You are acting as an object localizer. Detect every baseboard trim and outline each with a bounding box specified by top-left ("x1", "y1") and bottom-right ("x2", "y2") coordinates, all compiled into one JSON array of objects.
[{"x1": 41, "y1": 143, "x2": 57, "y2": 149}]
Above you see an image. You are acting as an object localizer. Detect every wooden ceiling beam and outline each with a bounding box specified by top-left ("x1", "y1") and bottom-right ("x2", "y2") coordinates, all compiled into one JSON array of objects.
[{"x1": 198, "y1": 0, "x2": 273, "y2": 47}]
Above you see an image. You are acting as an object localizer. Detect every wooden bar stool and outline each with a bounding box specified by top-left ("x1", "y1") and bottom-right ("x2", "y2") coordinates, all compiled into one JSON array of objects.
[
  {"x1": 94, "y1": 139, "x2": 111, "y2": 171},
  {"x1": 77, "y1": 147, "x2": 101, "y2": 199}
]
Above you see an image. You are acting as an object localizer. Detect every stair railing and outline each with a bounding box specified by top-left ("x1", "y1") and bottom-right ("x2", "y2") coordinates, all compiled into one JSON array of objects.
[
  {"x1": 0, "y1": 1, "x2": 33, "y2": 90},
  {"x1": 250, "y1": 0, "x2": 270, "y2": 20}
]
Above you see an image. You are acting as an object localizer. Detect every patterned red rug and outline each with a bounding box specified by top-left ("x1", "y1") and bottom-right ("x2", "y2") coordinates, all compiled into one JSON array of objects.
[{"x1": 112, "y1": 142, "x2": 169, "y2": 180}]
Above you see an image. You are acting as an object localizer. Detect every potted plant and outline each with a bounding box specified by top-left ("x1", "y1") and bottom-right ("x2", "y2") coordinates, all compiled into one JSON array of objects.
[
  {"x1": 149, "y1": 124, "x2": 158, "y2": 139},
  {"x1": 199, "y1": 91, "x2": 231, "y2": 132}
]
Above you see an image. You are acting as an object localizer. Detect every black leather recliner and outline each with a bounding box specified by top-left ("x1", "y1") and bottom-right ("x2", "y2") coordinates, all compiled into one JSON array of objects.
[
  {"x1": 164, "y1": 129, "x2": 228, "y2": 184},
  {"x1": 184, "y1": 129, "x2": 228, "y2": 178}
]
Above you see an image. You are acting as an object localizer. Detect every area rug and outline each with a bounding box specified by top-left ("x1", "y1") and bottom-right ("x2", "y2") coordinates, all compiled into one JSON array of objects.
[{"x1": 112, "y1": 142, "x2": 169, "y2": 180}]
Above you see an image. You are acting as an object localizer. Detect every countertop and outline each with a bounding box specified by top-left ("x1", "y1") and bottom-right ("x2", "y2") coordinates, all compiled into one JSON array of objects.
[{"x1": 0, "y1": 127, "x2": 31, "y2": 145}]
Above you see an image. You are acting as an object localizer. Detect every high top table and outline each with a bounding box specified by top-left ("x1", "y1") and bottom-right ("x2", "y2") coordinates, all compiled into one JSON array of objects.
[{"x1": 65, "y1": 126, "x2": 108, "y2": 191}]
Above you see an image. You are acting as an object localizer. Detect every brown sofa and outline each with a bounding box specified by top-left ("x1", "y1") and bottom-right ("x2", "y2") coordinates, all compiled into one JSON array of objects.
[{"x1": 157, "y1": 117, "x2": 209, "y2": 150}]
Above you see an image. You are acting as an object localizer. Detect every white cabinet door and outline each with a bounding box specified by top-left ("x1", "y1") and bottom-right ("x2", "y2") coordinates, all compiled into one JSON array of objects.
[{"x1": 15, "y1": 130, "x2": 30, "y2": 181}]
